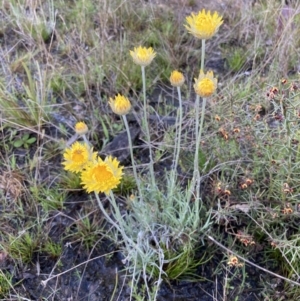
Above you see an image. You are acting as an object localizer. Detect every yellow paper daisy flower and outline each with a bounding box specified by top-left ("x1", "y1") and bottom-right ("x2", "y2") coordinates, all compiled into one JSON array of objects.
[
  {"x1": 194, "y1": 70, "x2": 217, "y2": 97},
  {"x1": 170, "y1": 70, "x2": 185, "y2": 87},
  {"x1": 185, "y1": 9, "x2": 223, "y2": 40},
  {"x1": 130, "y1": 46, "x2": 156, "y2": 67},
  {"x1": 75, "y1": 121, "x2": 88, "y2": 135},
  {"x1": 109, "y1": 94, "x2": 131, "y2": 116},
  {"x1": 62, "y1": 142, "x2": 96, "y2": 173},
  {"x1": 81, "y1": 156, "x2": 123, "y2": 194}
]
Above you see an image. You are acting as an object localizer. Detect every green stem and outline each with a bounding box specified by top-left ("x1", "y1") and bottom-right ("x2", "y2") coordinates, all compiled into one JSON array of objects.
[
  {"x1": 82, "y1": 134, "x2": 90, "y2": 146},
  {"x1": 197, "y1": 40, "x2": 206, "y2": 190},
  {"x1": 194, "y1": 95, "x2": 201, "y2": 185},
  {"x1": 141, "y1": 66, "x2": 156, "y2": 188},
  {"x1": 94, "y1": 192, "x2": 125, "y2": 239},
  {"x1": 283, "y1": 102, "x2": 292, "y2": 182},
  {"x1": 122, "y1": 115, "x2": 142, "y2": 198},
  {"x1": 94, "y1": 192, "x2": 144, "y2": 255},
  {"x1": 107, "y1": 192, "x2": 146, "y2": 256},
  {"x1": 188, "y1": 39, "x2": 206, "y2": 207},
  {"x1": 194, "y1": 39, "x2": 206, "y2": 203},
  {"x1": 170, "y1": 86, "x2": 183, "y2": 194},
  {"x1": 193, "y1": 97, "x2": 207, "y2": 228},
  {"x1": 201, "y1": 39, "x2": 206, "y2": 71},
  {"x1": 187, "y1": 94, "x2": 200, "y2": 203}
]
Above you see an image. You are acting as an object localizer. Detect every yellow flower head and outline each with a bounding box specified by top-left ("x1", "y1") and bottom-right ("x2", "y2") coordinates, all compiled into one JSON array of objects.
[
  {"x1": 130, "y1": 46, "x2": 156, "y2": 67},
  {"x1": 185, "y1": 9, "x2": 223, "y2": 40},
  {"x1": 81, "y1": 156, "x2": 123, "y2": 194},
  {"x1": 62, "y1": 142, "x2": 96, "y2": 173},
  {"x1": 170, "y1": 70, "x2": 185, "y2": 87},
  {"x1": 194, "y1": 70, "x2": 217, "y2": 97},
  {"x1": 75, "y1": 121, "x2": 88, "y2": 135},
  {"x1": 109, "y1": 94, "x2": 131, "y2": 116}
]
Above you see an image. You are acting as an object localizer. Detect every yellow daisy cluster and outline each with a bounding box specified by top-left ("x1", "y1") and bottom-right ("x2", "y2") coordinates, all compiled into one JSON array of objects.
[
  {"x1": 62, "y1": 141, "x2": 123, "y2": 194},
  {"x1": 194, "y1": 70, "x2": 217, "y2": 97},
  {"x1": 62, "y1": 8, "x2": 224, "y2": 194},
  {"x1": 185, "y1": 9, "x2": 223, "y2": 40}
]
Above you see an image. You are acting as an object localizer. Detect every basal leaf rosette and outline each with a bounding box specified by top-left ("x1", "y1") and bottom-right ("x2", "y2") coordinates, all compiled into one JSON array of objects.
[
  {"x1": 62, "y1": 142, "x2": 97, "y2": 173},
  {"x1": 81, "y1": 156, "x2": 123, "y2": 194},
  {"x1": 185, "y1": 9, "x2": 223, "y2": 40}
]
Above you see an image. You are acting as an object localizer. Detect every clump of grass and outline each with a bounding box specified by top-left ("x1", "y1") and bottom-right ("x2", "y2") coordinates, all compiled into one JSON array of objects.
[
  {"x1": 226, "y1": 47, "x2": 247, "y2": 73},
  {"x1": 59, "y1": 171, "x2": 83, "y2": 190},
  {"x1": 65, "y1": 209, "x2": 105, "y2": 250},
  {"x1": 30, "y1": 185, "x2": 66, "y2": 212},
  {"x1": 7, "y1": 0, "x2": 55, "y2": 44},
  {"x1": 42, "y1": 239, "x2": 63, "y2": 260},
  {"x1": 0, "y1": 270, "x2": 14, "y2": 299},
  {"x1": 7, "y1": 231, "x2": 40, "y2": 264},
  {"x1": 0, "y1": 61, "x2": 52, "y2": 128}
]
